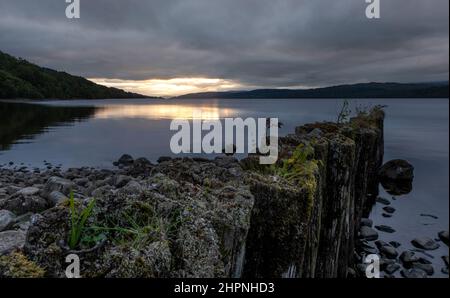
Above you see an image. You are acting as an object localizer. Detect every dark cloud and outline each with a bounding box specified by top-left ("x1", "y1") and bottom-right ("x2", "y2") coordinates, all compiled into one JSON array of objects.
[{"x1": 0, "y1": 0, "x2": 448, "y2": 90}]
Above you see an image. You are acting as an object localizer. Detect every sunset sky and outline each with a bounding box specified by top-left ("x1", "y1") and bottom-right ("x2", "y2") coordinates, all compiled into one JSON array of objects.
[{"x1": 0, "y1": 0, "x2": 448, "y2": 97}]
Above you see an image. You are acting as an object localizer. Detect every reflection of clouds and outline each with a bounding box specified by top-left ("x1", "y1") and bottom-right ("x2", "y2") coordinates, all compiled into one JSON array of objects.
[{"x1": 94, "y1": 104, "x2": 236, "y2": 120}]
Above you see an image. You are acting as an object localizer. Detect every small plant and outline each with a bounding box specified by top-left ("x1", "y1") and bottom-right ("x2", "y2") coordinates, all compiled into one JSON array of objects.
[
  {"x1": 337, "y1": 99, "x2": 351, "y2": 123},
  {"x1": 68, "y1": 191, "x2": 96, "y2": 249}
]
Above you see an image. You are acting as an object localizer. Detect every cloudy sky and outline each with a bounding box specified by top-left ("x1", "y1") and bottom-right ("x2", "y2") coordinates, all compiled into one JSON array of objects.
[{"x1": 0, "y1": 0, "x2": 448, "y2": 96}]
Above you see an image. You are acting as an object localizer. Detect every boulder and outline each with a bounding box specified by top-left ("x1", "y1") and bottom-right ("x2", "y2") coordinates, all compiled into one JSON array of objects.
[
  {"x1": 0, "y1": 210, "x2": 16, "y2": 232},
  {"x1": 0, "y1": 194, "x2": 50, "y2": 215},
  {"x1": 379, "y1": 159, "x2": 414, "y2": 180},
  {"x1": 0, "y1": 230, "x2": 26, "y2": 255}
]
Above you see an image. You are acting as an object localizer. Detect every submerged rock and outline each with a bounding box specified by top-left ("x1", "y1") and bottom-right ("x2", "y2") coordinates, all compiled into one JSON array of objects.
[
  {"x1": 411, "y1": 263, "x2": 434, "y2": 276},
  {"x1": 376, "y1": 197, "x2": 391, "y2": 205},
  {"x1": 411, "y1": 237, "x2": 440, "y2": 250},
  {"x1": 375, "y1": 225, "x2": 396, "y2": 233},
  {"x1": 401, "y1": 268, "x2": 427, "y2": 278},
  {"x1": 383, "y1": 206, "x2": 396, "y2": 214}
]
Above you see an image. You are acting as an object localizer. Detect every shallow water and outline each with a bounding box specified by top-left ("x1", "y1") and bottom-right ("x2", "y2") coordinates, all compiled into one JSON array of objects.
[{"x1": 0, "y1": 98, "x2": 448, "y2": 277}]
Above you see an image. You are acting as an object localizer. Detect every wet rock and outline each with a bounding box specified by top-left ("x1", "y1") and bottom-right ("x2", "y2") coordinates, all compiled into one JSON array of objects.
[
  {"x1": 0, "y1": 210, "x2": 16, "y2": 232},
  {"x1": 383, "y1": 206, "x2": 396, "y2": 214},
  {"x1": 375, "y1": 240, "x2": 389, "y2": 249},
  {"x1": 417, "y1": 257, "x2": 432, "y2": 265},
  {"x1": 438, "y1": 231, "x2": 449, "y2": 246},
  {"x1": 420, "y1": 214, "x2": 438, "y2": 220},
  {"x1": 411, "y1": 237, "x2": 440, "y2": 250},
  {"x1": 411, "y1": 263, "x2": 434, "y2": 276},
  {"x1": 360, "y1": 218, "x2": 373, "y2": 227},
  {"x1": 379, "y1": 245, "x2": 398, "y2": 259},
  {"x1": 0, "y1": 230, "x2": 26, "y2": 255},
  {"x1": 380, "y1": 177, "x2": 413, "y2": 196},
  {"x1": 360, "y1": 226, "x2": 379, "y2": 241},
  {"x1": 400, "y1": 251, "x2": 420, "y2": 266},
  {"x1": 379, "y1": 159, "x2": 414, "y2": 181},
  {"x1": 376, "y1": 197, "x2": 391, "y2": 205},
  {"x1": 375, "y1": 225, "x2": 396, "y2": 233},
  {"x1": 43, "y1": 176, "x2": 75, "y2": 197},
  {"x1": 401, "y1": 268, "x2": 427, "y2": 278},
  {"x1": 385, "y1": 263, "x2": 400, "y2": 274}
]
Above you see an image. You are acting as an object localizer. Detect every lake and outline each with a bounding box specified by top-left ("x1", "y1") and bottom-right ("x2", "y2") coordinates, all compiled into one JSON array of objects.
[{"x1": 0, "y1": 98, "x2": 448, "y2": 277}]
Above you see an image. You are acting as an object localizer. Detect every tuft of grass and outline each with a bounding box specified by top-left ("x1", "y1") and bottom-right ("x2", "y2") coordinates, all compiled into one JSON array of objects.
[
  {"x1": 68, "y1": 191, "x2": 96, "y2": 250},
  {"x1": 86, "y1": 202, "x2": 182, "y2": 249}
]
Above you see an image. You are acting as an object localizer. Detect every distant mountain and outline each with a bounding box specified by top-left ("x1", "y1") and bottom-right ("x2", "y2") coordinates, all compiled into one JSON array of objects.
[
  {"x1": 176, "y1": 82, "x2": 449, "y2": 99},
  {"x1": 0, "y1": 51, "x2": 148, "y2": 100}
]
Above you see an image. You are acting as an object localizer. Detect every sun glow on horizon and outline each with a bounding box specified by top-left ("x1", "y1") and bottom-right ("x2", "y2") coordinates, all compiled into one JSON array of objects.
[
  {"x1": 94, "y1": 104, "x2": 236, "y2": 120},
  {"x1": 89, "y1": 77, "x2": 244, "y2": 97}
]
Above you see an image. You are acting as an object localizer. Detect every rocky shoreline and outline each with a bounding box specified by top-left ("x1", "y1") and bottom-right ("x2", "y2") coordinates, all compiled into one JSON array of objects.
[{"x1": 1, "y1": 107, "x2": 448, "y2": 278}]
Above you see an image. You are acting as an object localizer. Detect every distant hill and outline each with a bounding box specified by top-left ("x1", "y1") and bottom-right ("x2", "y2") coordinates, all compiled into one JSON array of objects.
[
  {"x1": 0, "y1": 51, "x2": 148, "y2": 100},
  {"x1": 176, "y1": 82, "x2": 449, "y2": 99}
]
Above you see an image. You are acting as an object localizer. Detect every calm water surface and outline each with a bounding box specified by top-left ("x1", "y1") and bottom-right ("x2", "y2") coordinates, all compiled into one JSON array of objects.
[{"x1": 0, "y1": 98, "x2": 448, "y2": 277}]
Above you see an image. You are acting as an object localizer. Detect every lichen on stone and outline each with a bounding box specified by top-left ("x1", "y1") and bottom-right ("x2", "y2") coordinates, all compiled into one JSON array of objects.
[{"x1": 0, "y1": 252, "x2": 45, "y2": 278}]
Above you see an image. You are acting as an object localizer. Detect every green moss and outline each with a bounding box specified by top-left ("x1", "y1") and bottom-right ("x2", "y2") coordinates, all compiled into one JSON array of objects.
[
  {"x1": 0, "y1": 252, "x2": 45, "y2": 278},
  {"x1": 275, "y1": 143, "x2": 319, "y2": 216}
]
